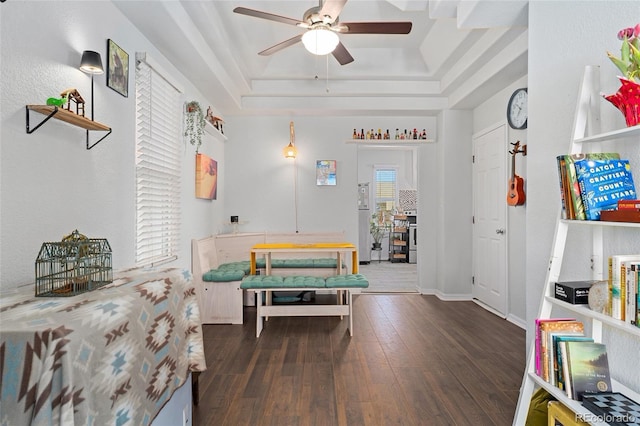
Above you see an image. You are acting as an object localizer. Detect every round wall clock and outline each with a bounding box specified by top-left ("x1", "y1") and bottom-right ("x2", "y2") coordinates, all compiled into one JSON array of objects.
[{"x1": 507, "y1": 88, "x2": 528, "y2": 129}]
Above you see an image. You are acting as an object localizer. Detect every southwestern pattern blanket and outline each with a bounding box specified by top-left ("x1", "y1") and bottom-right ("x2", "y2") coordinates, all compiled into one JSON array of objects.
[{"x1": 0, "y1": 267, "x2": 206, "y2": 425}]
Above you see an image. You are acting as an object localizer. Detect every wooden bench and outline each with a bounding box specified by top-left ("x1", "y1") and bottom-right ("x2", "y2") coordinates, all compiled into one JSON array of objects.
[
  {"x1": 240, "y1": 274, "x2": 369, "y2": 337},
  {"x1": 191, "y1": 232, "x2": 350, "y2": 324}
]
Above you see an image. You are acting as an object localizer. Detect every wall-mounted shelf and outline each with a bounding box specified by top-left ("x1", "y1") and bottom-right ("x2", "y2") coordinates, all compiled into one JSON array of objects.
[
  {"x1": 26, "y1": 105, "x2": 112, "y2": 149},
  {"x1": 204, "y1": 120, "x2": 227, "y2": 142},
  {"x1": 345, "y1": 139, "x2": 434, "y2": 147}
]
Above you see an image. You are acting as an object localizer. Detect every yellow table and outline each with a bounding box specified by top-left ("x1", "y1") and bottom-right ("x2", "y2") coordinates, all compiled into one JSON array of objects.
[{"x1": 249, "y1": 242, "x2": 358, "y2": 275}]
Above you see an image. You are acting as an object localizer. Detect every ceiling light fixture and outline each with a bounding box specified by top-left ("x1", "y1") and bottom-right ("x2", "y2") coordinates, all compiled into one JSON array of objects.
[
  {"x1": 283, "y1": 121, "x2": 297, "y2": 159},
  {"x1": 302, "y1": 27, "x2": 339, "y2": 56}
]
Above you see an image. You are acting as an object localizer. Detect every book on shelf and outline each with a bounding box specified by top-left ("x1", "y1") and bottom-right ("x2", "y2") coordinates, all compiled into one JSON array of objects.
[
  {"x1": 538, "y1": 320, "x2": 584, "y2": 382},
  {"x1": 618, "y1": 199, "x2": 640, "y2": 209},
  {"x1": 608, "y1": 255, "x2": 640, "y2": 320},
  {"x1": 562, "y1": 341, "x2": 612, "y2": 401},
  {"x1": 556, "y1": 153, "x2": 620, "y2": 220},
  {"x1": 534, "y1": 318, "x2": 575, "y2": 377},
  {"x1": 554, "y1": 335, "x2": 593, "y2": 391},
  {"x1": 626, "y1": 262, "x2": 640, "y2": 326},
  {"x1": 574, "y1": 158, "x2": 637, "y2": 221},
  {"x1": 547, "y1": 331, "x2": 587, "y2": 387}
]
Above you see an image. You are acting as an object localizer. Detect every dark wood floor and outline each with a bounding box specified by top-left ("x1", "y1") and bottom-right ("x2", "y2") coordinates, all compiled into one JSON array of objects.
[{"x1": 194, "y1": 294, "x2": 526, "y2": 426}]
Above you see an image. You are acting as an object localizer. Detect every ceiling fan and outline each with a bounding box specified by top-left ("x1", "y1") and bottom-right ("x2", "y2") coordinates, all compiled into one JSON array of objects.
[{"x1": 233, "y1": 0, "x2": 412, "y2": 65}]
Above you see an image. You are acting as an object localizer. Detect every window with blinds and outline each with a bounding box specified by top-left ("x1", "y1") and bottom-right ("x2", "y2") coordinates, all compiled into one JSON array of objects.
[
  {"x1": 135, "y1": 59, "x2": 182, "y2": 266},
  {"x1": 374, "y1": 167, "x2": 398, "y2": 221}
]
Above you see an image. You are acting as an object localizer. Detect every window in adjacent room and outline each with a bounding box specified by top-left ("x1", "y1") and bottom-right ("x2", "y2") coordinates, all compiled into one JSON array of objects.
[
  {"x1": 135, "y1": 56, "x2": 182, "y2": 266},
  {"x1": 373, "y1": 166, "x2": 398, "y2": 225}
]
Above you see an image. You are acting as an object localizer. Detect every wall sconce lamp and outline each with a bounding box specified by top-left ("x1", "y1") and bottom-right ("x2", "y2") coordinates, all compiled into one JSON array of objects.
[
  {"x1": 283, "y1": 121, "x2": 297, "y2": 159},
  {"x1": 79, "y1": 50, "x2": 104, "y2": 120}
]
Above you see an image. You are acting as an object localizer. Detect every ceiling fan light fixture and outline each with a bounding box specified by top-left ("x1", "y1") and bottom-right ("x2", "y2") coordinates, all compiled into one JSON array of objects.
[{"x1": 302, "y1": 27, "x2": 339, "y2": 55}]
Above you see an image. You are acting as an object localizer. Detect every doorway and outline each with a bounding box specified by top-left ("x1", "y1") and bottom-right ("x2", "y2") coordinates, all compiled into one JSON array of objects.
[
  {"x1": 472, "y1": 123, "x2": 508, "y2": 315},
  {"x1": 357, "y1": 144, "x2": 420, "y2": 293}
]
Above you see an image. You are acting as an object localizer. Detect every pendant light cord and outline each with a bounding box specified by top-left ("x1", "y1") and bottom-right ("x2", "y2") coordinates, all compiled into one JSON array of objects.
[{"x1": 294, "y1": 156, "x2": 299, "y2": 233}]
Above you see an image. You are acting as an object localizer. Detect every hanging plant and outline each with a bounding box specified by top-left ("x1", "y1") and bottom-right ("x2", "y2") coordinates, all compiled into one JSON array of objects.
[{"x1": 184, "y1": 100, "x2": 206, "y2": 153}]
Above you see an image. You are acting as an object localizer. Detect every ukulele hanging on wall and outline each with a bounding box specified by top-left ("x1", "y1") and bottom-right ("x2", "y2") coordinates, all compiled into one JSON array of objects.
[{"x1": 507, "y1": 141, "x2": 527, "y2": 206}]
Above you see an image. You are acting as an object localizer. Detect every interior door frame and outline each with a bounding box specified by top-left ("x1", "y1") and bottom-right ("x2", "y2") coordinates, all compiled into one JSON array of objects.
[{"x1": 471, "y1": 121, "x2": 509, "y2": 317}]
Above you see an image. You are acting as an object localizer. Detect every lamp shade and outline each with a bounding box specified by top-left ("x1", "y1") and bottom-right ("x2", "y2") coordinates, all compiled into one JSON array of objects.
[
  {"x1": 283, "y1": 142, "x2": 297, "y2": 159},
  {"x1": 302, "y1": 27, "x2": 339, "y2": 56},
  {"x1": 80, "y1": 50, "x2": 104, "y2": 74}
]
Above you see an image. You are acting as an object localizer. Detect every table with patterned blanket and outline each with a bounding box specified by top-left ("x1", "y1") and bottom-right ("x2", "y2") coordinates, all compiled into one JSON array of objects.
[{"x1": 0, "y1": 267, "x2": 206, "y2": 425}]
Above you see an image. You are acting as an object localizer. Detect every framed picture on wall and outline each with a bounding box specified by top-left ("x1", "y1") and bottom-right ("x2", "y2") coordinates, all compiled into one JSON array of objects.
[
  {"x1": 195, "y1": 153, "x2": 218, "y2": 200},
  {"x1": 316, "y1": 160, "x2": 337, "y2": 186},
  {"x1": 107, "y1": 39, "x2": 129, "y2": 97}
]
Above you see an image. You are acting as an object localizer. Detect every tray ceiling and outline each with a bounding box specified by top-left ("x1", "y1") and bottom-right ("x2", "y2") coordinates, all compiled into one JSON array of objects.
[{"x1": 114, "y1": 0, "x2": 528, "y2": 116}]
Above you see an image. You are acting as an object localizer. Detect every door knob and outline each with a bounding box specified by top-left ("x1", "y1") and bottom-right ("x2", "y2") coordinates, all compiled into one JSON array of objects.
[{"x1": 496, "y1": 229, "x2": 505, "y2": 235}]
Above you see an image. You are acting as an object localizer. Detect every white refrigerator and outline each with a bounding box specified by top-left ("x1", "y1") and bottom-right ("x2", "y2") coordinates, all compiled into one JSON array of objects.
[{"x1": 358, "y1": 183, "x2": 370, "y2": 263}]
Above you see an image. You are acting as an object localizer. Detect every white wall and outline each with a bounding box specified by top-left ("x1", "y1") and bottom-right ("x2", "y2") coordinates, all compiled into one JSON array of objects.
[
  {"x1": 528, "y1": 0, "x2": 640, "y2": 391},
  {"x1": 0, "y1": 1, "x2": 224, "y2": 291},
  {"x1": 436, "y1": 110, "x2": 474, "y2": 298}
]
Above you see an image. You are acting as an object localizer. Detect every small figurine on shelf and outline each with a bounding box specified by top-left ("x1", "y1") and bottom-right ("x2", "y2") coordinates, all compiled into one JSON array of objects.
[
  {"x1": 46, "y1": 95, "x2": 67, "y2": 107},
  {"x1": 395, "y1": 128, "x2": 400, "y2": 140},
  {"x1": 413, "y1": 128, "x2": 418, "y2": 139},
  {"x1": 60, "y1": 88, "x2": 85, "y2": 117},
  {"x1": 205, "y1": 106, "x2": 224, "y2": 134},
  {"x1": 353, "y1": 128, "x2": 357, "y2": 139},
  {"x1": 384, "y1": 129, "x2": 390, "y2": 139},
  {"x1": 420, "y1": 129, "x2": 427, "y2": 139}
]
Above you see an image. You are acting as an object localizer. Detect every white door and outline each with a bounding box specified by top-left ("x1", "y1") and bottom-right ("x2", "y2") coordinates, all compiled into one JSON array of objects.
[{"x1": 472, "y1": 123, "x2": 507, "y2": 315}]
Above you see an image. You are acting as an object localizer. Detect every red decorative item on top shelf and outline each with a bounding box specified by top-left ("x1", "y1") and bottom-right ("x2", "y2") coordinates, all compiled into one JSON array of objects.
[{"x1": 603, "y1": 77, "x2": 640, "y2": 127}]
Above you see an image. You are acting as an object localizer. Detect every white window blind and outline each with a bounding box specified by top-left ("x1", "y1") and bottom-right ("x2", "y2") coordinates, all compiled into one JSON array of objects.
[
  {"x1": 135, "y1": 59, "x2": 181, "y2": 266},
  {"x1": 374, "y1": 168, "x2": 398, "y2": 213}
]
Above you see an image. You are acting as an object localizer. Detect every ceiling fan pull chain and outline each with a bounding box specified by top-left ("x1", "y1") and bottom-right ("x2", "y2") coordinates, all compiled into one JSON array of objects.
[{"x1": 326, "y1": 54, "x2": 330, "y2": 93}]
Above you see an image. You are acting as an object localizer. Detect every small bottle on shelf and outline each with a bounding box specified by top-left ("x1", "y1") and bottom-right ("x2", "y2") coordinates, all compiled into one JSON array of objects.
[
  {"x1": 360, "y1": 128, "x2": 365, "y2": 140},
  {"x1": 395, "y1": 128, "x2": 400, "y2": 140},
  {"x1": 353, "y1": 128, "x2": 357, "y2": 139}
]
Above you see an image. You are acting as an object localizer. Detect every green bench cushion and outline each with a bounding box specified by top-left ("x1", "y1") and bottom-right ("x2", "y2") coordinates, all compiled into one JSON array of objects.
[
  {"x1": 270, "y1": 258, "x2": 339, "y2": 268},
  {"x1": 240, "y1": 275, "x2": 284, "y2": 289},
  {"x1": 325, "y1": 274, "x2": 369, "y2": 288},
  {"x1": 282, "y1": 276, "x2": 327, "y2": 288},
  {"x1": 240, "y1": 274, "x2": 369, "y2": 289},
  {"x1": 203, "y1": 268, "x2": 246, "y2": 282},
  {"x1": 217, "y1": 261, "x2": 251, "y2": 274}
]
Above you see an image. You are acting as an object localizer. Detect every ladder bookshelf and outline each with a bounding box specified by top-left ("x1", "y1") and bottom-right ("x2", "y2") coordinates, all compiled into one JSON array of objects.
[{"x1": 513, "y1": 66, "x2": 640, "y2": 425}]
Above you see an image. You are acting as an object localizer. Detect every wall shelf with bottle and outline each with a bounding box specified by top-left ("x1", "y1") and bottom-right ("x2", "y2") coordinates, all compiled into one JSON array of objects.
[
  {"x1": 345, "y1": 139, "x2": 434, "y2": 146},
  {"x1": 26, "y1": 105, "x2": 112, "y2": 150}
]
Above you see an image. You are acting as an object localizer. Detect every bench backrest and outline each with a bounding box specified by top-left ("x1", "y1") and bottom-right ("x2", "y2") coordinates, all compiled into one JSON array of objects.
[{"x1": 215, "y1": 233, "x2": 266, "y2": 265}]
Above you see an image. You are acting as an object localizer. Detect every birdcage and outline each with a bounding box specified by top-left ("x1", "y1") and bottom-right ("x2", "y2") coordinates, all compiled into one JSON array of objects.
[{"x1": 35, "y1": 230, "x2": 112, "y2": 297}]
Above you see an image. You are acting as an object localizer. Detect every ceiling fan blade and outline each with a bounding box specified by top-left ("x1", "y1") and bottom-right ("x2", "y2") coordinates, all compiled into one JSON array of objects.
[
  {"x1": 319, "y1": 0, "x2": 348, "y2": 23},
  {"x1": 258, "y1": 34, "x2": 304, "y2": 56},
  {"x1": 341, "y1": 21, "x2": 412, "y2": 34},
  {"x1": 233, "y1": 7, "x2": 303, "y2": 27},
  {"x1": 332, "y1": 42, "x2": 354, "y2": 65}
]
